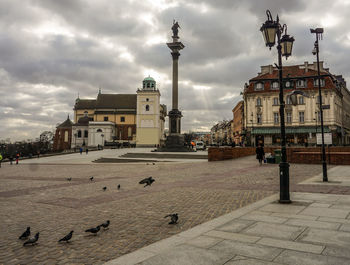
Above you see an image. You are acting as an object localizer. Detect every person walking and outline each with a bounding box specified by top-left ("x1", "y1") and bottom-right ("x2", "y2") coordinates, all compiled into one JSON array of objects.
[
  {"x1": 9, "y1": 155, "x2": 13, "y2": 165},
  {"x1": 86, "y1": 148, "x2": 88, "y2": 155},
  {"x1": 16, "y1": 153, "x2": 19, "y2": 165},
  {"x1": 79, "y1": 147, "x2": 83, "y2": 155},
  {"x1": 256, "y1": 144, "x2": 265, "y2": 165},
  {"x1": 0, "y1": 153, "x2": 2, "y2": 168}
]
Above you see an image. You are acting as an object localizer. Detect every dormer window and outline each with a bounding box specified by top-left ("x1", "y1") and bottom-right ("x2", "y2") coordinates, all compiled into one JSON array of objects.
[
  {"x1": 255, "y1": 82, "x2": 264, "y2": 91},
  {"x1": 271, "y1": 81, "x2": 279, "y2": 90},
  {"x1": 314, "y1": 79, "x2": 325, "y2": 87},
  {"x1": 285, "y1": 81, "x2": 291, "y2": 88},
  {"x1": 296, "y1": 80, "x2": 305, "y2": 88}
]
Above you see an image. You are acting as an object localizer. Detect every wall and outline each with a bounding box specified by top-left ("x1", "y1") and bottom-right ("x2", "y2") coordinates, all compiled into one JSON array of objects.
[{"x1": 208, "y1": 146, "x2": 350, "y2": 165}]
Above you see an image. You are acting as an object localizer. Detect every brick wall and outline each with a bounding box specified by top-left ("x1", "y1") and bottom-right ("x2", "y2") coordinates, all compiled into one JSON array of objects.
[{"x1": 208, "y1": 146, "x2": 350, "y2": 165}]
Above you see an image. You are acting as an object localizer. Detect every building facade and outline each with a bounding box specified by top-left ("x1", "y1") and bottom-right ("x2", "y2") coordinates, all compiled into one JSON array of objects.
[
  {"x1": 53, "y1": 116, "x2": 73, "y2": 151},
  {"x1": 232, "y1": 100, "x2": 244, "y2": 145},
  {"x1": 243, "y1": 62, "x2": 350, "y2": 146},
  {"x1": 72, "y1": 77, "x2": 166, "y2": 148}
]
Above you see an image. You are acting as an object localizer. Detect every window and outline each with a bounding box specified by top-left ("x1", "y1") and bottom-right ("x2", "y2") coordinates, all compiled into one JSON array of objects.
[
  {"x1": 286, "y1": 112, "x2": 292, "y2": 123},
  {"x1": 146, "y1": 98, "x2": 149, "y2": 101},
  {"x1": 145, "y1": 105, "x2": 149, "y2": 111},
  {"x1": 286, "y1": 96, "x2": 292, "y2": 105},
  {"x1": 64, "y1": 131, "x2": 68, "y2": 142},
  {"x1": 120, "y1": 116, "x2": 125, "y2": 122},
  {"x1": 84, "y1": 130, "x2": 88, "y2": 138},
  {"x1": 285, "y1": 81, "x2": 291, "y2": 88},
  {"x1": 271, "y1": 82, "x2": 279, "y2": 90},
  {"x1": 84, "y1": 111, "x2": 88, "y2": 117},
  {"x1": 104, "y1": 116, "x2": 108, "y2": 121},
  {"x1": 147, "y1": 83, "x2": 150, "y2": 88},
  {"x1": 256, "y1": 97, "x2": 262, "y2": 106},
  {"x1": 128, "y1": 127, "x2": 132, "y2": 137},
  {"x1": 97, "y1": 129, "x2": 102, "y2": 132},
  {"x1": 274, "y1": 113, "x2": 279, "y2": 124},
  {"x1": 316, "y1": 95, "x2": 324, "y2": 104},
  {"x1": 257, "y1": 114, "x2": 262, "y2": 124},
  {"x1": 77, "y1": 130, "x2": 82, "y2": 138},
  {"x1": 298, "y1": 96, "x2": 304, "y2": 105},
  {"x1": 299, "y1": 112, "x2": 305, "y2": 123},
  {"x1": 273, "y1": 97, "x2": 279, "y2": 105},
  {"x1": 255, "y1": 82, "x2": 264, "y2": 91},
  {"x1": 296, "y1": 80, "x2": 305, "y2": 88},
  {"x1": 314, "y1": 79, "x2": 325, "y2": 87},
  {"x1": 316, "y1": 111, "x2": 321, "y2": 122}
]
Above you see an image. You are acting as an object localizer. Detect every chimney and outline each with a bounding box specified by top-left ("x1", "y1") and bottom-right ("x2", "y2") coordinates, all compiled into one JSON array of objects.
[{"x1": 304, "y1": 62, "x2": 308, "y2": 72}]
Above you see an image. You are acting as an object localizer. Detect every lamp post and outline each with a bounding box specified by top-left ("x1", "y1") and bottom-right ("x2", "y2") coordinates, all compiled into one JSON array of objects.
[
  {"x1": 260, "y1": 10, "x2": 294, "y2": 203},
  {"x1": 311, "y1": 28, "x2": 328, "y2": 182}
]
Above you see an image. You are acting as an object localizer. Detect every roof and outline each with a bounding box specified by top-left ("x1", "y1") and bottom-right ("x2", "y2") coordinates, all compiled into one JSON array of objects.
[
  {"x1": 74, "y1": 94, "x2": 137, "y2": 110},
  {"x1": 143, "y1": 76, "x2": 155, "y2": 82},
  {"x1": 57, "y1": 117, "x2": 73, "y2": 128}
]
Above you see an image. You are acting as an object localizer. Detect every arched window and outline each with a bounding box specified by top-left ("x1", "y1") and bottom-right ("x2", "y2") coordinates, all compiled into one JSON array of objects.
[
  {"x1": 84, "y1": 130, "x2": 88, "y2": 138},
  {"x1": 64, "y1": 131, "x2": 68, "y2": 142},
  {"x1": 77, "y1": 130, "x2": 82, "y2": 138},
  {"x1": 97, "y1": 129, "x2": 102, "y2": 132},
  {"x1": 146, "y1": 105, "x2": 150, "y2": 111},
  {"x1": 256, "y1": 98, "x2": 262, "y2": 106},
  {"x1": 128, "y1": 127, "x2": 132, "y2": 137},
  {"x1": 146, "y1": 98, "x2": 149, "y2": 101},
  {"x1": 147, "y1": 83, "x2": 150, "y2": 88}
]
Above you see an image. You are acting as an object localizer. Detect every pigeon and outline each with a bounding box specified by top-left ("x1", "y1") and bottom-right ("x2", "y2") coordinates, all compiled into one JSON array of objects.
[
  {"x1": 117, "y1": 184, "x2": 121, "y2": 190},
  {"x1": 85, "y1": 226, "x2": 100, "y2": 235},
  {"x1": 102, "y1": 187, "x2": 107, "y2": 191},
  {"x1": 58, "y1": 231, "x2": 74, "y2": 243},
  {"x1": 19, "y1": 227, "x2": 30, "y2": 240},
  {"x1": 67, "y1": 177, "x2": 72, "y2": 181},
  {"x1": 152, "y1": 162, "x2": 155, "y2": 165},
  {"x1": 23, "y1": 232, "x2": 40, "y2": 246},
  {"x1": 90, "y1": 176, "x2": 94, "y2": 181},
  {"x1": 139, "y1": 177, "x2": 155, "y2": 187},
  {"x1": 164, "y1": 213, "x2": 178, "y2": 224},
  {"x1": 100, "y1": 220, "x2": 110, "y2": 229}
]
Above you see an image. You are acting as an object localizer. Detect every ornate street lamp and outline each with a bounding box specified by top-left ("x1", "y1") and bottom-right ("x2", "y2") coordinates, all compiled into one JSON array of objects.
[
  {"x1": 311, "y1": 27, "x2": 328, "y2": 182},
  {"x1": 260, "y1": 10, "x2": 295, "y2": 203},
  {"x1": 287, "y1": 90, "x2": 310, "y2": 106}
]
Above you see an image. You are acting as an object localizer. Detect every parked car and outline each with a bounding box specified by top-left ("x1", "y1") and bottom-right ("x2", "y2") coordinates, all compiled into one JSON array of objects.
[{"x1": 195, "y1": 141, "x2": 206, "y2": 150}]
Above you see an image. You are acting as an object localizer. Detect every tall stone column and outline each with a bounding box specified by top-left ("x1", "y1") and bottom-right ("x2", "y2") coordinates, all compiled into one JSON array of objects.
[
  {"x1": 167, "y1": 28, "x2": 184, "y2": 136},
  {"x1": 158, "y1": 21, "x2": 189, "y2": 152}
]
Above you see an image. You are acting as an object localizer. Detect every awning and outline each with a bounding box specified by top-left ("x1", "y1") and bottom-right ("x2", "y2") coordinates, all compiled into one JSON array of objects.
[{"x1": 251, "y1": 126, "x2": 331, "y2": 135}]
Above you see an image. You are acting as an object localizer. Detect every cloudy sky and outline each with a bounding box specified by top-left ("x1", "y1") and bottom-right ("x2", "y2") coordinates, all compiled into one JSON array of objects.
[{"x1": 0, "y1": 0, "x2": 349, "y2": 141}]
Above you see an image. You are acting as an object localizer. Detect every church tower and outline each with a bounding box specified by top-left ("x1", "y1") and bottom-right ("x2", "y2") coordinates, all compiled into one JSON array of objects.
[{"x1": 136, "y1": 76, "x2": 161, "y2": 146}]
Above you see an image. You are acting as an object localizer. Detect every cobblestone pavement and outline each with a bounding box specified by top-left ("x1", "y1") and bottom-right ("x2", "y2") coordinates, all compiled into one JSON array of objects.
[{"x1": 0, "y1": 155, "x2": 339, "y2": 265}]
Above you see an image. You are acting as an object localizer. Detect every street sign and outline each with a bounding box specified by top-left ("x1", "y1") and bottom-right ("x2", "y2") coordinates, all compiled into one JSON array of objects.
[
  {"x1": 317, "y1": 133, "x2": 332, "y2": 145},
  {"x1": 322, "y1": 105, "x2": 330, "y2": 110}
]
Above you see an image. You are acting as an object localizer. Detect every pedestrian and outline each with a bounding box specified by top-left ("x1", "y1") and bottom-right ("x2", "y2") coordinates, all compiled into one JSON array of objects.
[
  {"x1": 16, "y1": 153, "x2": 19, "y2": 165},
  {"x1": 256, "y1": 144, "x2": 265, "y2": 165},
  {"x1": 86, "y1": 148, "x2": 88, "y2": 155},
  {"x1": 9, "y1": 155, "x2": 13, "y2": 165},
  {"x1": 79, "y1": 147, "x2": 83, "y2": 155},
  {"x1": 37, "y1": 151, "x2": 40, "y2": 159},
  {"x1": 0, "y1": 153, "x2": 2, "y2": 168}
]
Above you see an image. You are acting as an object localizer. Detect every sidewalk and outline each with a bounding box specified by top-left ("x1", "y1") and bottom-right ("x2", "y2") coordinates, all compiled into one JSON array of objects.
[{"x1": 105, "y1": 166, "x2": 350, "y2": 265}]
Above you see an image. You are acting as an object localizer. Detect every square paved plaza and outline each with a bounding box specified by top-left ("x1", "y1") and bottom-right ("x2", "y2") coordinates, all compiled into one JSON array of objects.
[{"x1": 0, "y1": 151, "x2": 327, "y2": 264}]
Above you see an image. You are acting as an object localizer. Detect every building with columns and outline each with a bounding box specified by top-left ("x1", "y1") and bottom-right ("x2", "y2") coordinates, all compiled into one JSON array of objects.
[
  {"x1": 71, "y1": 77, "x2": 166, "y2": 148},
  {"x1": 243, "y1": 62, "x2": 350, "y2": 146}
]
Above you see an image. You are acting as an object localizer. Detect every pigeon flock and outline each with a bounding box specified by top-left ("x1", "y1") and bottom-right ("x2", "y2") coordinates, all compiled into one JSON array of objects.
[{"x1": 18, "y1": 174, "x2": 178, "y2": 248}]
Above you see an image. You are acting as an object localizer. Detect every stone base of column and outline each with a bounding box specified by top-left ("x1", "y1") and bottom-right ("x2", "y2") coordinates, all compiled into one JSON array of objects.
[{"x1": 157, "y1": 134, "x2": 192, "y2": 152}]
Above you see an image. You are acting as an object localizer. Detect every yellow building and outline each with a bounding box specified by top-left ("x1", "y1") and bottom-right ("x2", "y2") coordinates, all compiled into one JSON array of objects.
[{"x1": 72, "y1": 77, "x2": 166, "y2": 147}]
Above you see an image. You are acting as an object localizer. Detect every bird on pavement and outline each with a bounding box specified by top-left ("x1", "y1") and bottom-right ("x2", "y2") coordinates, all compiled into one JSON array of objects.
[
  {"x1": 85, "y1": 226, "x2": 100, "y2": 235},
  {"x1": 102, "y1": 187, "x2": 107, "y2": 191},
  {"x1": 164, "y1": 213, "x2": 178, "y2": 224},
  {"x1": 100, "y1": 220, "x2": 110, "y2": 229},
  {"x1": 139, "y1": 177, "x2": 155, "y2": 187},
  {"x1": 58, "y1": 231, "x2": 74, "y2": 243},
  {"x1": 19, "y1": 227, "x2": 30, "y2": 240},
  {"x1": 117, "y1": 184, "x2": 121, "y2": 190},
  {"x1": 23, "y1": 232, "x2": 40, "y2": 246},
  {"x1": 67, "y1": 177, "x2": 72, "y2": 181},
  {"x1": 90, "y1": 176, "x2": 94, "y2": 181}
]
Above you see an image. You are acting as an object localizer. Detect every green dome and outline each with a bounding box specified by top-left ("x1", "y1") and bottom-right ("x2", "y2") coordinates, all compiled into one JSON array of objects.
[{"x1": 143, "y1": 76, "x2": 155, "y2": 82}]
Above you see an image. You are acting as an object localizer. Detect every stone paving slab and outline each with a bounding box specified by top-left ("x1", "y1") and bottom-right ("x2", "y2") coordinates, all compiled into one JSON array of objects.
[{"x1": 298, "y1": 228, "x2": 350, "y2": 248}]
